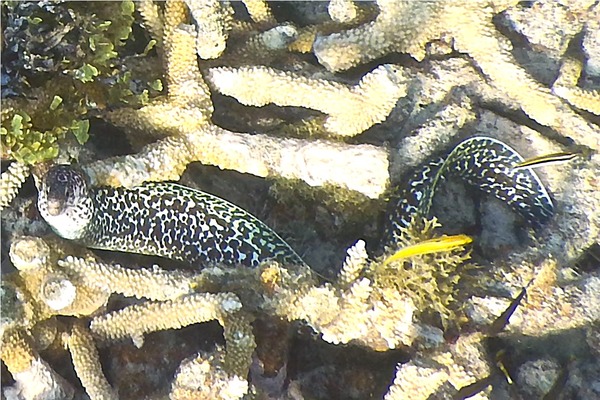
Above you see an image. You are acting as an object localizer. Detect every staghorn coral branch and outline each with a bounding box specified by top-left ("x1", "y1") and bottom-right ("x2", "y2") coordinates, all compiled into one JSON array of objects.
[
  {"x1": 313, "y1": 0, "x2": 600, "y2": 150},
  {"x1": 185, "y1": 0, "x2": 233, "y2": 60},
  {"x1": 452, "y1": 15, "x2": 561, "y2": 128},
  {"x1": 58, "y1": 256, "x2": 198, "y2": 301},
  {"x1": 105, "y1": 98, "x2": 208, "y2": 138},
  {"x1": 90, "y1": 292, "x2": 243, "y2": 347},
  {"x1": 83, "y1": 125, "x2": 390, "y2": 198},
  {"x1": 0, "y1": 161, "x2": 30, "y2": 210},
  {"x1": 1, "y1": 328, "x2": 75, "y2": 400},
  {"x1": 137, "y1": 0, "x2": 164, "y2": 46},
  {"x1": 242, "y1": 0, "x2": 276, "y2": 25},
  {"x1": 163, "y1": 0, "x2": 188, "y2": 42},
  {"x1": 67, "y1": 323, "x2": 117, "y2": 400},
  {"x1": 313, "y1": 0, "x2": 450, "y2": 70},
  {"x1": 170, "y1": 349, "x2": 249, "y2": 400},
  {"x1": 552, "y1": 57, "x2": 600, "y2": 115},
  {"x1": 206, "y1": 64, "x2": 408, "y2": 137},
  {"x1": 553, "y1": 85, "x2": 600, "y2": 115},
  {"x1": 164, "y1": 25, "x2": 213, "y2": 112},
  {"x1": 1, "y1": 329, "x2": 38, "y2": 375},
  {"x1": 328, "y1": 0, "x2": 359, "y2": 24},
  {"x1": 338, "y1": 240, "x2": 369, "y2": 288}
]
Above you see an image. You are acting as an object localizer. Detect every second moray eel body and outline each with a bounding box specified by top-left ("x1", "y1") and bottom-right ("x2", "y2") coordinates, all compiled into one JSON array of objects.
[
  {"x1": 383, "y1": 136, "x2": 554, "y2": 243},
  {"x1": 37, "y1": 166, "x2": 304, "y2": 268},
  {"x1": 37, "y1": 136, "x2": 555, "y2": 267}
]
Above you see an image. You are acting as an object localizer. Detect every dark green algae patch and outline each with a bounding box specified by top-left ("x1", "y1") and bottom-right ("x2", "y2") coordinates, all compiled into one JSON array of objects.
[{"x1": 1, "y1": 1, "x2": 162, "y2": 164}]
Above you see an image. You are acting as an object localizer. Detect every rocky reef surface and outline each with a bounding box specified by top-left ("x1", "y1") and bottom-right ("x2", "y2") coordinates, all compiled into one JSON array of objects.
[{"x1": 1, "y1": 1, "x2": 599, "y2": 399}]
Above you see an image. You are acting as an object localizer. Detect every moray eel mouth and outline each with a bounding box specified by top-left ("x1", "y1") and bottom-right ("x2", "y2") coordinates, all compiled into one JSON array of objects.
[
  {"x1": 37, "y1": 136, "x2": 555, "y2": 267},
  {"x1": 37, "y1": 165, "x2": 94, "y2": 241}
]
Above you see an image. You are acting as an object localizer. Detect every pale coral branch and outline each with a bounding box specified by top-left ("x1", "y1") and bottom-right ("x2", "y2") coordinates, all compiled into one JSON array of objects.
[
  {"x1": 242, "y1": 0, "x2": 276, "y2": 25},
  {"x1": 90, "y1": 292, "x2": 242, "y2": 347},
  {"x1": 136, "y1": 0, "x2": 164, "y2": 47},
  {"x1": 1, "y1": 329, "x2": 38, "y2": 375},
  {"x1": 1, "y1": 329, "x2": 75, "y2": 400},
  {"x1": 338, "y1": 240, "x2": 369, "y2": 288},
  {"x1": 164, "y1": 25, "x2": 214, "y2": 113},
  {"x1": 553, "y1": 86, "x2": 600, "y2": 115},
  {"x1": 58, "y1": 256, "x2": 198, "y2": 301},
  {"x1": 0, "y1": 161, "x2": 30, "y2": 210},
  {"x1": 206, "y1": 64, "x2": 408, "y2": 137},
  {"x1": 553, "y1": 56, "x2": 582, "y2": 88},
  {"x1": 313, "y1": 1, "x2": 447, "y2": 71},
  {"x1": 67, "y1": 323, "x2": 117, "y2": 400},
  {"x1": 83, "y1": 124, "x2": 390, "y2": 199},
  {"x1": 452, "y1": 19, "x2": 562, "y2": 128},
  {"x1": 552, "y1": 57, "x2": 600, "y2": 115},
  {"x1": 185, "y1": 0, "x2": 233, "y2": 60},
  {"x1": 328, "y1": 0, "x2": 359, "y2": 24}
]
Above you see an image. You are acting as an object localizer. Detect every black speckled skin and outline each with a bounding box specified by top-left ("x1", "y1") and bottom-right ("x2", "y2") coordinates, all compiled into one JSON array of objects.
[
  {"x1": 81, "y1": 182, "x2": 305, "y2": 268},
  {"x1": 384, "y1": 136, "x2": 554, "y2": 243}
]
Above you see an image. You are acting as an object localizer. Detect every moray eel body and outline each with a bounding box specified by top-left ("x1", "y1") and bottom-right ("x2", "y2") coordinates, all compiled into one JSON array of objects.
[
  {"x1": 384, "y1": 136, "x2": 554, "y2": 243},
  {"x1": 37, "y1": 165, "x2": 304, "y2": 268}
]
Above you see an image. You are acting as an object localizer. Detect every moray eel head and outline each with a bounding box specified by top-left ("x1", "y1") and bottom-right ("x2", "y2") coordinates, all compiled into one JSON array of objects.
[{"x1": 38, "y1": 165, "x2": 94, "y2": 240}]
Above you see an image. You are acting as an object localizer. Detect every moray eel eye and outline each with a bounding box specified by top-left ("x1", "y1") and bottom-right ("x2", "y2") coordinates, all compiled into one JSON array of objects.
[{"x1": 43, "y1": 165, "x2": 89, "y2": 216}]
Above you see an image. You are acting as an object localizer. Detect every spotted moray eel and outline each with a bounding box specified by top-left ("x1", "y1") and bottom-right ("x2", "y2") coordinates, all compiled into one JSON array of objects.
[
  {"x1": 37, "y1": 165, "x2": 304, "y2": 268},
  {"x1": 37, "y1": 136, "x2": 553, "y2": 267},
  {"x1": 383, "y1": 136, "x2": 553, "y2": 243}
]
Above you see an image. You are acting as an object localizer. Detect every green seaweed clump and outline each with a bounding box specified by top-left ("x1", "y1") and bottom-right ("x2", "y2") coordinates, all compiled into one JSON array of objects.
[
  {"x1": 1, "y1": 1, "x2": 162, "y2": 164},
  {"x1": 1, "y1": 96, "x2": 88, "y2": 163},
  {"x1": 369, "y1": 218, "x2": 471, "y2": 324}
]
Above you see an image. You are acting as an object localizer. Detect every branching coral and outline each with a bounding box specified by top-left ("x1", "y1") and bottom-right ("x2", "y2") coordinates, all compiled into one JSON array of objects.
[
  {"x1": 2, "y1": 234, "x2": 257, "y2": 400},
  {"x1": 1, "y1": 236, "x2": 110, "y2": 399},
  {"x1": 78, "y1": 0, "x2": 393, "y2": 199},
  {"x1": 8, "y1": 237, "x2": 111, "y2": 319},
  {"x1": 313, "y1": 0, "x2": 600, "y2": 150},
  {"x1": 0, "y1": 161, "x2": 30, "y2": 210},
  {"x1": 1, "y1": 328, "x2": 75, "y2": 400},
  {"x1": 2, "y1": 0, "x2": 599, "y2": 399},
  {"x1": 185, "y1": 0, "x2": 233, "y2": 60},
  {"x1": 67, "y1": 323, "x2": 117, "y2": 400},
  {"x1": 206, "y1": 64, "x2": 409, "y2": 137},
  {"x1": 170, "y1": 348, "x2": 249, "y2": 400},
  {"x1": 272, "y1": 218, "x2": 469, "y2": 351},
  {"x1": 58, "y1": 256, "x2": 198, "y2": 301},
  {"x1": 552, "y1": 57, "x2": 600, "y2": 115}
]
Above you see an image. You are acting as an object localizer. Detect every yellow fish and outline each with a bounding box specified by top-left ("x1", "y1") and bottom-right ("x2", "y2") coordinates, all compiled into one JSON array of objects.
[
  {"x1": 382, "y1": 234, "x2": 472, "y2": 266},
  {"x1": 513, "y1": 151, "x2": 580, "y2": 170}
]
